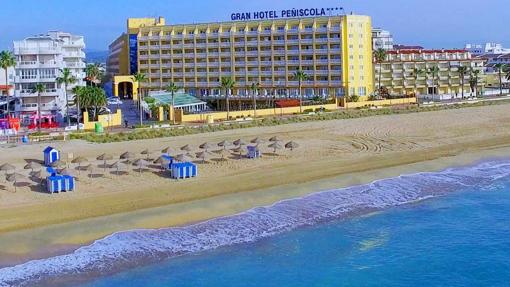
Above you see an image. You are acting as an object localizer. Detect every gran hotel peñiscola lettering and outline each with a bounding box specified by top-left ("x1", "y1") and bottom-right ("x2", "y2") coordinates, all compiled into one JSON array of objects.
[{"x1": 231, "y1": 7, "x2": 342, "y2": 21}]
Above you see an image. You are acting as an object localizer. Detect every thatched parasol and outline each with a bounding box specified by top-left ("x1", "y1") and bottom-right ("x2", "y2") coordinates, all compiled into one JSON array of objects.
[
  {"x1": 250, "y1": 137, "x2": 264, "y2": 145},
  {"x1": 233, "y1": 139, "x2": 246, "y2": 146},
  {"x1": 133, "y1": 159, "x2": 149, "y2": 174},
  {"x1": 269, "y1": 136, "x2": 282, "y2": 142},
  {"x1": 140, "y1": 149, "x2": 151, "y2": 160},
  {"x1": 285, "y1": 141, "x2": 299, "y2": 151},
  {"x1": 180, "y1": 145, "x2": 192, "y2": 152},
  {"x1": 231, "y1": 146, "x2": 244, "y2": 158},
  {"x1": 268, "y1": 142, "x2": 283, "y2": 154},
  {"x1": 213, "y1": 149, "x2": 230, "y2": 160},
  {"x1": 0, "y1": 163, "x2": 15, "y2": 182},
  {"x1": 24, "y1": 162, "x2": 40, "y2": 172},
  {"x1": 110, "y1": 161, "x2": 127, "y2": 175},
  {"x1": 97, "y1": 153, "x2": 114, "y2": 172},
  {"x1": 196, "y1": 151, "x2": 213, "y2": 163},
  {"x1": 218, "y1": 140, "x2": 231, "y2": 150},
  {"x1": 174, "y1": 154, "x2": 192, "y2": 162},
  {"x1": 6, "y1": 173, "x2": 25, "y2": 192},
  {"x1": 84, "y1": 164, "x2": 94, "y2": 178},
  {"x1": 71, "y1": 156, "x2": 88, "y2": 174},
  {"x1": 199, "y1": 142, "x2": 213, "y2": 152},
  {"x1": 161, "y1": 147, "x2": 173, "y2": 154},
  {"x1": 120, "y1": 152, "x2": 136, "y2": 160},
  {"x1": 59, "y1": 167, "x2": 75, "y2": 176}
]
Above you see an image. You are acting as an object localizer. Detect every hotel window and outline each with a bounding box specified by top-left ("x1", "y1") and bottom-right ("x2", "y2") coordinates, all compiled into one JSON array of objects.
[
  {"x1": 348, "y1": 34, "x2": 353, "y2": 38},
  {"x1": 358, "y1": 87, "x2": 366, "y2": 95},
  {"x1": 277, "y1": 26, "x2": 284, "y2": 31}
]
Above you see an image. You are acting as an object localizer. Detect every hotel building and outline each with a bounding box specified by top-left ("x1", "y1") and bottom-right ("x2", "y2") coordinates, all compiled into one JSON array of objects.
[
  {"x1": 374, "y1": 49, "x2": 486, "y2": 96},
  {"x1": 107, "y1": 14, "x2": 374, "y2": 101},
  {"x1": 372, "y1": 28, "x2": 394, "y2": 51},
  {"x1": 13, "y1": 31, "x2": 86, "y2": 122}
]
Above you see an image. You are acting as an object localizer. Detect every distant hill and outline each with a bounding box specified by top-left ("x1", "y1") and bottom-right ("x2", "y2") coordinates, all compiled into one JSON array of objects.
[{"x1": 86, "y1": 50, "x2": 108, "y2": 64}]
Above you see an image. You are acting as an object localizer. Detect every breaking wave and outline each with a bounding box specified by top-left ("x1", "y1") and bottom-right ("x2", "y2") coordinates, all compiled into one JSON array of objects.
[{"x1": 1, "y1": 160, "x2": 510, "y2": 286}]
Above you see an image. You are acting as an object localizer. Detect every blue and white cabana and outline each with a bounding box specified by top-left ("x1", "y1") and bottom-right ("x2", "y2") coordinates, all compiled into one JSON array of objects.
[
  {"x1": 43, "y1": 146, "x2": 60, "y2": 166},
  {"x1": 171, "y1": 162, "x2": 197, "y2": 179},
  {"x1": 247, "y1": 146, "x2": 261, "y2": 159},
  {"x1": 62, "y1": 175, "x2": 75, "y2": 191},
  {"x1": 47, "y1": 175, "x2": 63, "y2": 193}
]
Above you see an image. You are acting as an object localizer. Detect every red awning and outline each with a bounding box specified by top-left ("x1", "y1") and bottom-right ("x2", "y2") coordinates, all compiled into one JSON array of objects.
[{"x1": 0, "y1": 85, "x2": 12, "y2": 90}]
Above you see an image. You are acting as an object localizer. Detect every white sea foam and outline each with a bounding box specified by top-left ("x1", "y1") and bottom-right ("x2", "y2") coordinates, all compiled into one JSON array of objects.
[{"x1": 1, "y1": 160, "x2": 510, "y2": 286}]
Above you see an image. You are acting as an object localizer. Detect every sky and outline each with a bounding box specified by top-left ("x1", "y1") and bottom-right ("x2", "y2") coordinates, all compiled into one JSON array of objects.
[{"x1": 0, "y1": 0, "x2": 509, "y2": 51}]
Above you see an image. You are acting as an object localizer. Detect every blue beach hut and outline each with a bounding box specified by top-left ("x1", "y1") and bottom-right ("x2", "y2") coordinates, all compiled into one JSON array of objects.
[
  {"x1": 162, "y1": 155, "x2": 174, "y2": 169},
  {"x1": 62, "y1": 175, "x2": 75, "y2": 191},
  {"x1": 171, "y1": 162, "x2": 197, "y2": 179},
  {"x1": 47, "y1": 175, "x2": 63, "y2": 193},
  {"x1": 247, "y1": 146, "x2": 261, "y2": 159},
  {"x1": 43, "y1": 146, "x2": 60, "y2": 166}
]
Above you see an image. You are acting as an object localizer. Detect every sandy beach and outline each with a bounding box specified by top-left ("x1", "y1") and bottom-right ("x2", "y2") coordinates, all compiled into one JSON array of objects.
[{"x1": 2, "y1": 103, "x2": 510, "y2": 266}]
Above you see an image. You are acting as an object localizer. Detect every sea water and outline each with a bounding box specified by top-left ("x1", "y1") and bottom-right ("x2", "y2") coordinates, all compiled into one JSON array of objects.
[{"x1": 1, "y1": 160, "x2": 510, "y2": 286}]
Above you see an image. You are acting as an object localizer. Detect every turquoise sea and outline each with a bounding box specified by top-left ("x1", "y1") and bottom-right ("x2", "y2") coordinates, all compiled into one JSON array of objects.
[{"x1": 1, "y1": 160, "x2": 510, "y2": 286}]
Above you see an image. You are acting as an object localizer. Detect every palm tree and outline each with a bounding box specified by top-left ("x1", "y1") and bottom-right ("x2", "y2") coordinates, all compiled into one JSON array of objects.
[
  {"x1": 469, "y1": 68, "x2": 481, "y2": 97},
  {"x1": 56, "y1": 68, "x2": 77, "y2": 127},
  {"x1": 33, "y1": 83, "x2": 46, "y2": 132},
  {"x1": 220, "y1": 77, "x2": 235, "y2": 120},
  {"x1": 457, "y1": 66, "x2": 468, "y2": 99},
  {"x1": 89, "y1": 87, "x2": 107, "y2": 120},
  {"x1": 373, "y1": 48, "x2": 387, "y2": 96},
  {"x1": 0, "y1": 51, "x2": 16, "y2": 118},
  {"x1": 132, "y1": 72, "x2": 147, "y2": 126},
  {"x1": 428, "y1": 66, "x2": 440, "y2": 96},
  {"x1": 85, "y1": 63, "x2": 102, "y2": 86},
  {"x1": 412, "y1": 68, "x2": 425, "y2": 97},
  {"x1": 293, "y1": 69, "x2": 309, "y2": 113},
  {"x1": 249, "y1": 82, "x2": 259, "y2": 118},
  {"x1": 494, "y1": 63, "x2": 507, "y2": 96},
  {"x1": 72, "y1": 86, "x2": 84, "y2": 130},
  {"x1": 165, "y1": 82, "x2": 179, "y2": 124}
]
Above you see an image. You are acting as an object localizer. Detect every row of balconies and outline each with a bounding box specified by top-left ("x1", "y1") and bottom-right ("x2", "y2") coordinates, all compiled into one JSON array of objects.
[
  {"x1": 140, "y1": 49, "x2": 340, "y2": 59},
  {"x1": 144, "y1": 80, "x2": 342, "y2": 87},
  {"x1": 139, "y1": 29, "x2": 342, "y2": 40},
  {"x1": 139, "y1": 37, "x2": 340, "y2": 47},
  {"x1": 140, "y1": 59, "x2": 340, "y2": 67}
]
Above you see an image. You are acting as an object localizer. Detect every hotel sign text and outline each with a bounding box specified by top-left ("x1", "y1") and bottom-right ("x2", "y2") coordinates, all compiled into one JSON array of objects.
[{"x1": 231, "y1": 7, "x2": 343, "y2": 21}]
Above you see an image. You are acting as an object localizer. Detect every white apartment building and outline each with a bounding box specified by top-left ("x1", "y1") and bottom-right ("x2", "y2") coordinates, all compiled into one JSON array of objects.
[
  {"x1": 0, "y1": 67, "x2": 15, "y2": 96},
  {"x1": 13, "y1": 31, "x2": 86, "y2": 123},
  {"x1": 465, "y1": 43, "x2": 510, "y2": 56},
  {"x1": 372, "y1": 28, "x2": 394, "y2": 51}
]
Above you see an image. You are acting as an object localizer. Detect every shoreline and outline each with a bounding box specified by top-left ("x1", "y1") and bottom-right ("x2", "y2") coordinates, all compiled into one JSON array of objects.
[
  {"x1": 1, "y1": 144, "x2": 509, "y2": 268},
  {"x1": 1, "y1": 104, "x2": 510, "y2": 268}
]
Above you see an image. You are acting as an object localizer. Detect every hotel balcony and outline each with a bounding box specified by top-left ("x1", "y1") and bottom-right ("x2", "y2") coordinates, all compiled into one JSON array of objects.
[{"x1": 64, "y1": 62, "x2": 85, "y2": 68}]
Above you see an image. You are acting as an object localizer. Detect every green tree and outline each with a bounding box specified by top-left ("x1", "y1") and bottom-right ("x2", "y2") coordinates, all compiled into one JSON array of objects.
[
  {"x1": 428, "y1": 66, "x2": 440, "y2": 95},
  {"x1": 165, "y1": 82, "x2": 179, "y2": 124},
  {"x1": 373, "y1": 48, "x2": 387, "y2": 96},
  {"x1": 249, "y1": 82, "x2": 259, "y2": 118},
  {"x1": 56, "y1": 68, "x2": 77, "y2": 127},
  {"x1": 220, "y1": 77, "x2": 235, "y2": 120},
  {"x1": 412, "y1": 68, "x2": 425, "y2": 97},
  {"x1": 0, "y1": 51, "x2": 16, "y2": 118},
  {"x1": 469, "y1": 68, "x2": 481, "y2": 97},
  {"x1": 293, "y1": 69, "x2": 310, "y2": 113},
  {"x1": 494, "y1": 63, "x2": 507, "y2": 96},
  {"x1": 457, "y1": 66, "x2": 469, "y2": 99},
  {"x1": 132, "y1": 73, "x2": 147, "y2": 126},
  {"x1": 33, "y1": 83, "x2": 46, "y2": 132},
  {"x1": 85, "y1": 63, "x2": 103, "y2": 86}
]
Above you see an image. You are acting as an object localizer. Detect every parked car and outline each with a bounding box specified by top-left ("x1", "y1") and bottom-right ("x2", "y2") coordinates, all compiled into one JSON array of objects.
[{"x1": 107, "y1": 97, "x2": 123, "y2": 105}]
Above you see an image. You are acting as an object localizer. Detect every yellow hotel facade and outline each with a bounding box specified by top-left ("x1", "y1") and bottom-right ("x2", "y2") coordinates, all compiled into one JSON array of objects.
[{"x1": 107, "y1": 14, "x2": 374, "y2": 101}]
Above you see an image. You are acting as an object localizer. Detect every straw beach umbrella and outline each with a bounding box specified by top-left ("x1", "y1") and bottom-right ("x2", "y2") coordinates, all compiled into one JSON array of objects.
[
  {"x1": 154, "y1": 155, "x2": 170, "y2": 171},
  {"x1": 161, "y1": 147, "x2": 173, "y2": 155},
  {"x1": 285, "y1": 141, "x2": 299, "y2": 151},
  {"x1": 97, "y1": 153, "x2": 114, "y2": 172},
  {"x1": 120, "y1": 152, "x2": 136, "y2": 160},
  {"x1": 84, "y1": 164, "x2": 94, "y2": 178},
  {"x1": 196, "y1": 151, "x2": 213, "y2": 163},
  {"x1": 180, "y1": 145, "x2": 192, "y2": 153},
  {"x1": 59, "y1": 167, "x2": 75, "y2": 176},
  {"x1": 6, "y1": 173, "x2": 25, "y2": 192},
  {"x1": 231, "y1": 147, "x2": 243, "y2": 158},
  {"x1": 213, "y1": 149, "x2": 230, "y2": 161},
  {"x1": 218, "y1": 140, "x2": 231, "y2": 151},
  {"x1": 110, "y1": 161, "x2": 127, "y2": 176},
  {"x1": 140, "y1": 149, "x2": 151, "y2": 160},
  {"x1": 133, "y1": 159, "x2": 149, "y2": 174},
  {"x1": 174, "y1": 154, "x2": 192, "y2": 163},
  {"x1": 233, "y1": 139, "x2": 246, "y2": 147},
  {"x1": 199, "y1": 142, "x2": 213, "y2": 152},
  {"x1": 250, "y1": 137, "x2": 264, "y2": 146},
  {"x1": 269, "y1": 136, "x2": 282, "y2": 142},
  {"x1": 72, "y1": 156, "x2": 88, "y2": 174},
  {"x1": 24, "y1": 161, "x2": 40, "y2": 173},
  {"x1": 0, "y1": 163, "x2": 15, "y2": 181},
  {"x1": 268, "y1": 142, "x2": 283, "y2": 154}
]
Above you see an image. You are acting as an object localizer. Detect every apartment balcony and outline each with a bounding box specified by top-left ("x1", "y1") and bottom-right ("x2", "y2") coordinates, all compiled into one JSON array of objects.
[
  {"x1": 234, "y1": 41, "x2": 246, "y2": 47},
  {"x1": 273, "y1": 50, "x2": 286, "y2": 56},
  {"x1": 64, "y1": 51, "x2": 86, "y2": 58},
  {"x1": 300, "y1": 39, "x2": 313, "y2": 44},
  {"x1": 316, "y1": 59, "x2": 329, "y2": 65},
  {"x1": 161, "y1": 45, "x2": 172, "y2": 49},
  {"x1": 315, "y1": 38, "x2": 328, "y2": 43},
  {"x1": 64, "y1": 62, "x2": 85, "y2": 68},
  {"x1": 272, "y1": 40, "x2": 285, "y2": 45},
  {"x1": 330, "y1": 58, "x2": 341, "y2": 64},
  {"x1": 139, "y1": 55, "x2": 149, "y2": 60}
]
